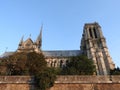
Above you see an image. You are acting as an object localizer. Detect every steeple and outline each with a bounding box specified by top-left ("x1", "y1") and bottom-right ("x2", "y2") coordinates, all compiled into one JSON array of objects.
[
  {"x1": 36, "y1": 25, "x2": 42, "y2": 49},
  {"x1": 19, "y1": 35, "x2": 24, "y2": 45}
]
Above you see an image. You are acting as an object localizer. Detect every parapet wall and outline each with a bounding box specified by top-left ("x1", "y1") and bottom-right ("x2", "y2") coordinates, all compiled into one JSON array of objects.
[
  {"x1": 0, "y1": 76, "x2": 34, "y2": 90},
  {"x1": 50, "y1": 75, "x2": 120, "y2": 90},
  {"x1": 55, "y1": 75, "x2": 120, "y2": 83},
  {"x1": 0, "y1": 76, "x2": 120, "y2": 90},
  {"x1": 0, "y1": 76, "x2": 34, "y2": 84}
]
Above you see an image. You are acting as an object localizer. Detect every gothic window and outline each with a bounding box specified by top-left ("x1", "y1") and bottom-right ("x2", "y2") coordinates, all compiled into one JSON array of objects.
[
  {"x1": 65, "y1": 60, "x2": 69, "y2": 66},
  {"x1": 60, "y1": 60, "x2": 63, "y2": 68},
  {"x1": 89, "y1": 28, "x2": 93, "y2": 38},
  {"x1": 50, "y1": 61, "x2": 53, "y2": 67},
  {"x1": 66, "y1": 60, "x2": 69, "y2": 64},
  {"x1": 93, "y1": 27, "x2": 97, "y2": 38},
  {"x1": 54, "y1": 60, "x2": 56, "y2": 67}
]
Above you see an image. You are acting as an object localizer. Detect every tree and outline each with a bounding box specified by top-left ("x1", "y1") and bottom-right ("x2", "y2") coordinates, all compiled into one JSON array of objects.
[
  {"x1": 35, "y1": 67, "x2": 57, "y2": 90},
  {"x1": 26, "y1": 52, "x2": 47, "y2": 75},
  {"x1": 61, "y1": 55, "x2": 96, "y2": 75},
  {"x1": 0, "y1": 52, "x2": 46, "y2": 75},
  {"x1": 6, "y1": 52, "x2": 28, "y2": 75},
  {"x1": 0, "y1": 58, "x2": 8, "y2": 75},
  {"x1": 110, "y1": 67, "x2": 120, "y2": 75},
  {"x1": 0, "y1": 52, "x2": 57, "y2": 90}
]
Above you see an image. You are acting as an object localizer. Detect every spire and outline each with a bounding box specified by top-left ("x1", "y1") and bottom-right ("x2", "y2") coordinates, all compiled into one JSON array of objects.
[
  {"x1": 40, "y1": 25, "x2": 42, "y2": 42},
  {"x1": 36, "y1": 24, "x2": 43, "y2": 49},
  {"x1": 19, "y1": 35, "x2": 24, "y2": 45}
]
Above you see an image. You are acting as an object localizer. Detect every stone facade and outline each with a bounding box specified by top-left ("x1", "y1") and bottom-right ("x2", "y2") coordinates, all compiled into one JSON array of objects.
[
  {"x1": 1, "y1": 22, "x2": 115, "y2": 75},
  {"x1": 80, "y1": 22, "x2": 115, "y2": 75},
  {"x1": 43, "y1": 50, "x2": 81, "y2": 68}
]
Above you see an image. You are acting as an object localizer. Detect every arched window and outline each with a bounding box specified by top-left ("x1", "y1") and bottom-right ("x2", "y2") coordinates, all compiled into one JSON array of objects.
[
  {"x1": 51, "y1": 61, "x2": 53, "y2": 67},
  {"x1": 89, "y1": 28, "x2": 93, "y2": 38},
  {"x1": 93, "y1": 27, "x2": 97, "y2": 38},
  {"x1": 54, "y1": 60, "x2": 56, "y2": 67},
  {"x1": 66, "y1": 60, "x2": 69, "y2": 66},
  {"x1": 60, "y1": 60, "x2": 63, "y2": 68}
]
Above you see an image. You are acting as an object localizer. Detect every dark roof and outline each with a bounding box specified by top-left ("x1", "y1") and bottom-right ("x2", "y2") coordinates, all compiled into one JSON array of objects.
[
  {"x1": 0, "y1": 52, "x2": 14, "y2": 58},
  {"x1": 0, "y1": 50, "x2": 82, "y2": 58},
  {"x1": 43, "y1": 50, "x2": 81, "y2": 57}
]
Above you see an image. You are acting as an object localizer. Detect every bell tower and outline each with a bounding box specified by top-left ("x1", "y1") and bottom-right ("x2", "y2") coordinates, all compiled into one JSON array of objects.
[{"x1": 81, "y1": 22, "x2": 115, "y2": 75}]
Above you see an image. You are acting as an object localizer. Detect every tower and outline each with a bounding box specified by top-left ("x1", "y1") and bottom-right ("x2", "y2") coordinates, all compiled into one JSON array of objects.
[{"x1": 80, "y1": 22, "x2": 115, "y2": 75}]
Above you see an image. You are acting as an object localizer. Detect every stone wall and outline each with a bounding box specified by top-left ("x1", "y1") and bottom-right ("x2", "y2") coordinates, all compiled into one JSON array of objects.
[
  {"x1": 49, "y1": 75, "x2": 120, "y2": 90},
  {"x1": 50, "y1": 83, "x2": 120, "y2": 90},
  {"x1": 0, "y1": 76, "x2": 120, "y2": 90},
  {"x1": 0, "y1": 76, "x2": 34, "y2": 90}
]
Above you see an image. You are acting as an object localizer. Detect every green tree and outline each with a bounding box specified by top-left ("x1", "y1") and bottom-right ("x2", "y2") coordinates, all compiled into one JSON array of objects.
[
  {"x1": 0, "y1": 58, "x2": 8, "y2": 75},
  {"x1": 110, "y1": 67, "x2": 120, "y2": 75},
  {"x1": 26, "y1": 52, "x2": 47, "y2": 75},
  {"x1": 35, "y1": 67, "x2": 57, "y2": 90},
  {"x1": 6, "y1": 52, "x2": 28, "y2": 75},
  {"x1": 1, "y1": 52, "x2": 46, "y2": 75},
  {"x1": 0, "y1": 52, "x2": 57, "y2": 90},
  {"x1": 61, "y1": 55, "x2": 96, "y2": 75}
]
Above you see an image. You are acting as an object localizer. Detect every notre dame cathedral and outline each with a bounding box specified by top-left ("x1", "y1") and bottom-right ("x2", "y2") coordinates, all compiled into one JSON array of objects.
[{"x1": 1, "y1": 22, "x2": 115, "y2": 75}]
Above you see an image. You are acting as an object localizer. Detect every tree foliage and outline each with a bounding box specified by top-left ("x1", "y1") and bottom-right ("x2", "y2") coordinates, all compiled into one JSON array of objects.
[
  {"x1": 6, "y1": 52, "x2": 28, "y2": 75},
  {"x1": 0, "y1": 52, "x2": 57, "y2": 90},
  {"x1": 0, "y1": 52, "x2": 46, "y2": 75},
  {"x1": 110, "y1": 67, "x2": 120, "y2": 75},
  {"x1": 61, "y1": 55, "x2": 96, "y2": 75},
  {"x1": 35, "y1": 67, "x2": 57, "y2": 90},
  {"x1": 26, "y1": 52, "x2": 46, "y2": 75}
]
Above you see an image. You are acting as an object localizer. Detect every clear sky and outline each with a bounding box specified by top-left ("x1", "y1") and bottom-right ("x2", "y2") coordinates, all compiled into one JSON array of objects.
[{"x1": 0, "y1": 0, "x2": 120, "y2": 67}]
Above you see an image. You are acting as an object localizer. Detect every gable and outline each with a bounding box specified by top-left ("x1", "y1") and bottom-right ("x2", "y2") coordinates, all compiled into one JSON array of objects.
[{"x1": 23, "y1": 38, "x2": 34, "y2": 49}]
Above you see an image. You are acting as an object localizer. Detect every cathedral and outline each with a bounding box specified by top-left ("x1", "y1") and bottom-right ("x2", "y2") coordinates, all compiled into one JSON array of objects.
[{"x1": 1, "y1": 22, "x2": 115, "y2": 75}]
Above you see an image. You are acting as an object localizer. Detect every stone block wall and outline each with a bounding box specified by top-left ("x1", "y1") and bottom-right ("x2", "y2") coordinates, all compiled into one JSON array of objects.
[
  {"x1": 0, "y1": 76, "x2": 34, "y2": 90},
  {"x1": 50, "y1": 75, "x2": 120, "y2": 90},
  {"x1": 50, "y1": 83, "x2": 120, "y2": 90},
  {"x1": 0, "y1": 76, "x2": 120, "y2": 90}
]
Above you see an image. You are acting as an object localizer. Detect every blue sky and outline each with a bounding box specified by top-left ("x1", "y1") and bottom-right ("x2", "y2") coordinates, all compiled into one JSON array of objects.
[{"x1": 0, "y1": 0, "x2": 120, "y2": 67}]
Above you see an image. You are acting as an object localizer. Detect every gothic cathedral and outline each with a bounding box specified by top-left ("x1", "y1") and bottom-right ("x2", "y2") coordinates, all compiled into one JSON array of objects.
[{"x1": 1, "y1": 22, "x2": 115, "y2": 75}]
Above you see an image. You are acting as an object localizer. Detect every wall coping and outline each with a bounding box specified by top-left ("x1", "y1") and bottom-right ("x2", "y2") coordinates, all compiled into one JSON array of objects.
[
  {"x1": 0, "y1": 76, "x2": 34, "y2": 84},
  {"x1": 55, "y1": 75, "x2": 120, "y2": 84},
  {"x1": 0, "y1": 75, "x2": 120, "y2": 84}
]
